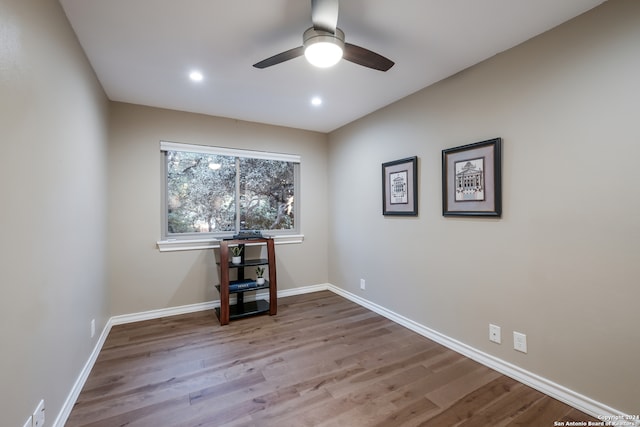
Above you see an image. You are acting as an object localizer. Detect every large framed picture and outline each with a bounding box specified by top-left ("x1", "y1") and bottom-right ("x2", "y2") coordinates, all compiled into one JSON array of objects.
[
  {"x1": 382, "y1": 156, "x2": 418, "y2": 216},
  {"x1": 442, "y1": 138, "x2": 502, "y2": 217}
]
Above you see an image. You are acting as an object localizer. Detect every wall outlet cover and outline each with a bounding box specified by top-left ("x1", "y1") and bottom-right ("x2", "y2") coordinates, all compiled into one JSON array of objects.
[
  {"x1": 33, "y1": 399, "x2": 45, "y2": 427},
  {"x1": 489, "y1": 324, "x2": 501, "y2": 344},
  {"x1": 514, "y1": 331, "x2": 528, "y2": 353}
]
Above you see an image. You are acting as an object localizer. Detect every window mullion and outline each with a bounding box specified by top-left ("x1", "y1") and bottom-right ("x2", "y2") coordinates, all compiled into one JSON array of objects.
[{"x1": 235, "y1": 157, "x2": 241, "y2": 232}]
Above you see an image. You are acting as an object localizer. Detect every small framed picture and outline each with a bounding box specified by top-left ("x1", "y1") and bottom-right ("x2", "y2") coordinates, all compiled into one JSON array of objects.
[
  {"x1": 382, "y1": 156, "x2": 418, "y2": 216},
  {"x1": 442, "y1": 138, "x2": 502, "y2": 217}
]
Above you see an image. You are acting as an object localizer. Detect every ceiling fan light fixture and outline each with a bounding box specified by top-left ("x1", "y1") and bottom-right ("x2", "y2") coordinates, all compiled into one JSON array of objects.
[
  {"x1": 305, "y1": 42, "x2": 343, "y2": 67},
  {"x1": 303, "y1": 28, "x2": 344, "y2": 68},
  {"x1": 189, "y1": 70, "x2": 203, "y2": 82}
]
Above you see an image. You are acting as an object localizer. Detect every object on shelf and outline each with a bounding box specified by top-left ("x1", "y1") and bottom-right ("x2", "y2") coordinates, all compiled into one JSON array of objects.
[
  {"x1": 232, "y1": 230, "x2": 264, "y2": 240},
  {"x1": 256, "y1": 266, "x2": 266, "y2": 285},
  {"x1": 230, "y1": 245, "x2": 243, "y2": 264}
]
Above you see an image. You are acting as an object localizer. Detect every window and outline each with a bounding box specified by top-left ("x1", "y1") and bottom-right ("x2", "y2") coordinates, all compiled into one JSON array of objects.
[{"x1": 161, "y1": 141, "x2": 300, "y2": 240}]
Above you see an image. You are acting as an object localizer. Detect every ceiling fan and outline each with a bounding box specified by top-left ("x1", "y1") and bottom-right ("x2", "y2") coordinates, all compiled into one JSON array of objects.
[{"x1": 253, "y1": 0, "x2": 394, "y2": 72}]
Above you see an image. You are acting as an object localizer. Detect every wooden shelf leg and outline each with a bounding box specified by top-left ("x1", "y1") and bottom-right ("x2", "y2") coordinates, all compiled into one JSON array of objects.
[
  {"x1": 267, "y1": 239, "x2": 277, "y2": 316},
  {"x1": 219, "y1": 241, "x2": 230, "y2": 325}
]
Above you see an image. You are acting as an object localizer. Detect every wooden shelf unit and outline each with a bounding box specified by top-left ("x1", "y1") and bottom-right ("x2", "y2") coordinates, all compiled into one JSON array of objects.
[{"x1": 215, "y1": 238, "x2": 277, "y2": 325}]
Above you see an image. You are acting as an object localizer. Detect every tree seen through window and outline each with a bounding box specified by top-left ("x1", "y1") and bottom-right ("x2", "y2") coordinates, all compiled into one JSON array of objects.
[{"x1": 165, "y1": 149, "x2": 296, "y2": 236}]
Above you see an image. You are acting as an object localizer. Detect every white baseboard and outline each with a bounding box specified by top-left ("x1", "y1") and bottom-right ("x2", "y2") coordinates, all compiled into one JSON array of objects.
[
  {"x1": 110, "y1": 300, "x2": 219, "y2": 325},
  {"x1": 108, "y1": 284, "x2": 332, "y2": 326},
  {"x1": 276, "y1": 283, "x2": 330, "y2": 298},
  {"x1": 327, "y1": 284, "x2": 637, "y2": 425},
  {"x1": 54, "y1": 283, "x2": 636, "y2": 426}
]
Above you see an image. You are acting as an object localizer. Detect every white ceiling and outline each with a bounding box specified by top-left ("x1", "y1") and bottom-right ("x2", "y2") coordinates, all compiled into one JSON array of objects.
[{"x1": 59, "y1": 0, "x2": 605, "y2": 133}]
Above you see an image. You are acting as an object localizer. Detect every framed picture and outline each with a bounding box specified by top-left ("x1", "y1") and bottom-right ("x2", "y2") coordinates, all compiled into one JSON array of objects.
[
  {"x1": 382, "y1": 156, "x2": 418, "y2": 216},
  {"x1": 442, "y1": 138, "x2": 502, "y2": 217}
]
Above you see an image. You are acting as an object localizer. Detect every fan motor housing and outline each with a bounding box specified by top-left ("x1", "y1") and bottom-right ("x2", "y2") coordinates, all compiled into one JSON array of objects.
[{"x1": 303, "y1": 27, "x2": 345, "y2": 50}]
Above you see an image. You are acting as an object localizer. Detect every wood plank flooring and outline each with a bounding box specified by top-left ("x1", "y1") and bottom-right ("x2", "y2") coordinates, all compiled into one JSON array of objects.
[{"x1": 66, "y1": 291, "x2": 597, "y2": 426}]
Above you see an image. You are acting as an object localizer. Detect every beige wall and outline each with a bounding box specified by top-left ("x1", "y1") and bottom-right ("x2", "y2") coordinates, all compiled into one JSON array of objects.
[
  {"x1": 0, "y1": 0, "x2": 110, "y2": 426},
  {"x1": 328, "y1": 0, "x2": 639, "y2": 414},
  {"x1": 3, "y1": 0, "x2": 638, "y2": 423},
  {"x1": 107, "y1": 103, "x2": 329, "y2": 316}
]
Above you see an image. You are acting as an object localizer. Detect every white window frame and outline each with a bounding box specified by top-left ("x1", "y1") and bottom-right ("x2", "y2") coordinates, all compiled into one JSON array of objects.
[{"x1": 157, "y1": 141, "x2": 303, "y2": 252}]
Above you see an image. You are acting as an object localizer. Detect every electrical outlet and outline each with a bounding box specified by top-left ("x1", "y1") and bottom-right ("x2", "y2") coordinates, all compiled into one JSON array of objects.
[
  {"x1": 360, "y1": 279, "x2": 365, "y2": 290},
  {"x1": 489, "y1": 324, "x2": 501, "y2": 344},
  {"x1": 23, "y1": 415, "x2": 33, "y2": 427},
  {"x1": 91, "y1": 318, "x2": 96, "y2": 338},
  {"x1": 513, "y1": 331, "x2": 527, "y2": 353},
  {"x1": 33, "y1": 399, "x2": 45, "y2": 427}
]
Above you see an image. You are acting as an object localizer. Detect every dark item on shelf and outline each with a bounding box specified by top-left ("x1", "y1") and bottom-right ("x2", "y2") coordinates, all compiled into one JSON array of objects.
[
  {"x1": 231, "y1": 230, "x2": 264, "y2": 240},
  {"x1": 215, "y1": 279, "x2": 270, "y2": 293}
]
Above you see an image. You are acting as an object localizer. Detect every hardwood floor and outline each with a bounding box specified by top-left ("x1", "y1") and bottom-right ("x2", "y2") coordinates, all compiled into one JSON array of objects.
[{"x1": 66, "y1": 291, "x2": 597, "y2": 426}]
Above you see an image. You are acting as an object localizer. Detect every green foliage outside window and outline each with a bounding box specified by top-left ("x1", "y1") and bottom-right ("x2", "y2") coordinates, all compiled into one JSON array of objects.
[{"x1": 166, "y1": 150, "x2": 295, "y2": 235}]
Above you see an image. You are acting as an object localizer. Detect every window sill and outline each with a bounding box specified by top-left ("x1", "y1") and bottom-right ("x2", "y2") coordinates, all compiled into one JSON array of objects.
[{"x1": 156, "y1": 234, "x2": 304, "y2": 252}]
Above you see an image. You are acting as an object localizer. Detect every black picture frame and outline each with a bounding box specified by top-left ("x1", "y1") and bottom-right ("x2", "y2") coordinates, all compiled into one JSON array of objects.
[
  {"x1": 442, "y1": 138, "x2": 502, "y2": 217},
  {"x1": 382, "y1": 156, "x2": 418, "y2": 216}
]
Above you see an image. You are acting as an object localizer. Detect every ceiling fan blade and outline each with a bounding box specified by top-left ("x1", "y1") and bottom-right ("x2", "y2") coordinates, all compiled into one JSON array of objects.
[
  {"x1": 253, "y1": 46, "x2": 305, "y2": 69},
  {"x1": 343, "y1": 43, "x2": 395, "y2": 72},
  {"x1": 311, "y1": 0, "x2": 339, "y2": 33}
]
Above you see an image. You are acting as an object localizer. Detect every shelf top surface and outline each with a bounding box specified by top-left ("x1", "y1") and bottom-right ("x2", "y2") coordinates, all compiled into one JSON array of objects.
[{"x1": 227, "y1": 258, "x2": 269, "y2": 267}]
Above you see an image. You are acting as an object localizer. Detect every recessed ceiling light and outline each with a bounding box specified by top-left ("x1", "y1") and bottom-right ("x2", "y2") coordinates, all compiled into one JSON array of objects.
[
  {"x1": 311, "y1": 97, "x2": 322, "y2": 106},
  {"x1": 189, "y1": 71, "x2": 203, "y2": 82}
]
